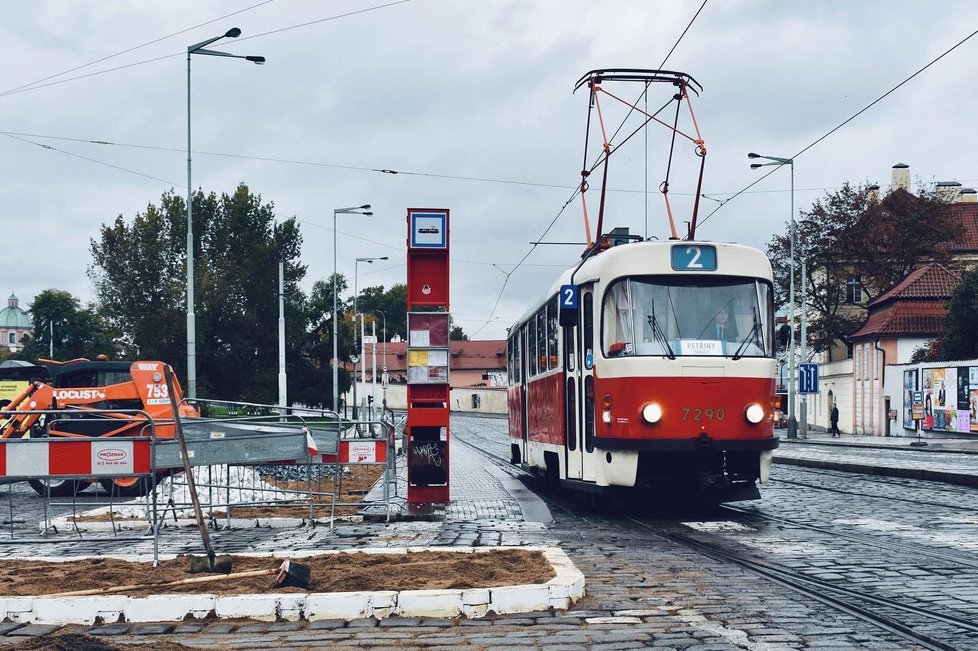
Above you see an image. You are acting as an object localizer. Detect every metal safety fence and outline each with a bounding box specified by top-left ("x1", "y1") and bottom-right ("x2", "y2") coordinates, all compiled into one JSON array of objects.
[{"x1": 0, "y1": 403, "x2": 401, "y2": 563}]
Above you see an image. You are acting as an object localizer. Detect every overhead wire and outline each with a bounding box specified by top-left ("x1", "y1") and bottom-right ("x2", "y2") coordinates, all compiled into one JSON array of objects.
[
  {"x1": 0, "y1": 0, "x2": 414, "y2": 100},
  {"x1": 0, "y1": 0, "x2": 277, "y2": 97},
  {"x1": 5, "y1": 127, "x2": 929, "y2": 198},
  {"x1": 470, "y1": 0, "x2": 708, "y2": 337},
  {"x1": 0, "y1": 131, "x2": 182, "y2": 187},
  {"x1": 696, "y1": 24, "x2": 978, "y2": 231}
]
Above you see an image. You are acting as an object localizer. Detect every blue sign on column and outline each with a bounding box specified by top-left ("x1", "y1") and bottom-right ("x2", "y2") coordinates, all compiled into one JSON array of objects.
[{"x1": 799, "y1": 363, "x2": 819, "y2": 394}]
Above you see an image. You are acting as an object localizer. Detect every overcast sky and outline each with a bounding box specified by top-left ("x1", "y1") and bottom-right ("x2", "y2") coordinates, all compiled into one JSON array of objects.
[{"x1": 2, "y1": 1, "x2": 976, "y2": 340}]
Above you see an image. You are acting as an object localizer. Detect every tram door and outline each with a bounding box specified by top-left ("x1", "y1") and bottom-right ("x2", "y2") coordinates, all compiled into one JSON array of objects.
[{"x1": 565, "y1": 287, "x2": 597, "y2": 482}]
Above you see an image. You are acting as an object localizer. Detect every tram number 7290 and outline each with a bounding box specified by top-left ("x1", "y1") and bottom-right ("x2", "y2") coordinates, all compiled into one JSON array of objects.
[{"x1": 680, "y1": 407, "x2": 726, "y2": 422}]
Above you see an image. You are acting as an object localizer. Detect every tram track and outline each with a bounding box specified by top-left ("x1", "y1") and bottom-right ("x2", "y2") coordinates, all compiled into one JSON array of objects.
[
  {"x1": 625, "y1": 515, "x2": 978, "y2": 651},
  {"x1": 722, "y1": 504, "x2": 978, "y2": 570},
  {"x1": 772, "y1": 466, "x2": 977, "y2": 512},
  {"x1": 454, "y1": 420, "x2": 978, "y2": 648}
]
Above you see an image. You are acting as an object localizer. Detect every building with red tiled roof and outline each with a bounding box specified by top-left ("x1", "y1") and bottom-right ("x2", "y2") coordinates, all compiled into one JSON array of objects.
[
  {"x1": 944, "y1": 202, "x2": 978, "y2": 265},
  {"x1": 809, "y1": 165, "x2": 978, "y2": 438},
  {"x1": 847, "y1": 262, "x2": 961, "y2": 436},
  {"x1": 353, "y1": 340, "x2": 507, "y2": 388}
]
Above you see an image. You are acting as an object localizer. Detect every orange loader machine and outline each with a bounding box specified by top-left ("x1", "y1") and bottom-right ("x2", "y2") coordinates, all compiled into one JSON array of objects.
[{"x1": 0, "y1": 358, "x2": 198, "y2": 497}]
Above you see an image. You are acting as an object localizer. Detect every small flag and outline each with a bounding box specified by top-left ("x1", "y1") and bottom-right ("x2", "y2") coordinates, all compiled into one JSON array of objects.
[{"x1": 305, "y1": 428, "x2": 319, "y2": 457}]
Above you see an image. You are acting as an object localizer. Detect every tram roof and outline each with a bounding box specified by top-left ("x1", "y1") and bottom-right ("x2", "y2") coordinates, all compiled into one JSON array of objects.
[{"x1": 510, "y1": 239, "x2": 773, "y2": 331}]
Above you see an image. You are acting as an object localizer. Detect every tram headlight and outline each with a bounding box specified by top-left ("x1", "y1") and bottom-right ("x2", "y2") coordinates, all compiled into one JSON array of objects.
[
  {"x1": 745, "y1": 403, "x2": 765, "y2": 424},
  {"x1": 641, "y1": 403, "x2": 663, "y2": 424}
]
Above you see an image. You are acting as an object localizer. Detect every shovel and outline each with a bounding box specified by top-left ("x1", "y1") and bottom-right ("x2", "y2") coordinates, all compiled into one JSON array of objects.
[
  {"x1": 44, "y1": 559, "x2": 311, "y2": 597},
  {"x1": 163, "y1": 365, "x2": 232, "y2": 574}
]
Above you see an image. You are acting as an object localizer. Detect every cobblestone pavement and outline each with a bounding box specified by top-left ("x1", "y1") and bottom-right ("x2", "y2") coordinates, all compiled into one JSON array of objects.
[{"x1": 3, "y1": 415, "x2": 978, "y2": 648}]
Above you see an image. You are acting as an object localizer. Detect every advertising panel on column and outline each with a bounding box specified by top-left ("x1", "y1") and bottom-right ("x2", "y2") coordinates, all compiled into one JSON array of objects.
[
  {"x1": 921, "y1": 365, "x2": 978, "y2": 433},
  {"x1": 903, "y1": 369, "x2": 917, "y2": 430}
]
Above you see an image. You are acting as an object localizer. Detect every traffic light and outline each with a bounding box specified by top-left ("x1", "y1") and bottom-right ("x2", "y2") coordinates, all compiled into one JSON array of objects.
[{"x1": 367, "y1": 396, "x2": 374, "y2": 405}]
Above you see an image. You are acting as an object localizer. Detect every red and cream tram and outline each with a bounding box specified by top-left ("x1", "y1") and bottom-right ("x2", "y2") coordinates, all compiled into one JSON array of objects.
[{"x1": 507, "y1": 233, "x2": 779, "y2": 502}]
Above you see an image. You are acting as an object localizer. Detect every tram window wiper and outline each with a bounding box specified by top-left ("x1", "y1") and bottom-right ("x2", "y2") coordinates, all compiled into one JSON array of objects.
[
  {"x1": 731, "y1": 306, "x2": 761, "y2": 360},
  {"x1": 646, "y1": 311, "x2": 676, "y2": 360}
]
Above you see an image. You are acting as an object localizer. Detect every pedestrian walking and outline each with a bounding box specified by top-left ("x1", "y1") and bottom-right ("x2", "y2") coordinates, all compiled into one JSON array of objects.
[{"x1": 830, "y1": 403, "x2": 840, "y2": 437}]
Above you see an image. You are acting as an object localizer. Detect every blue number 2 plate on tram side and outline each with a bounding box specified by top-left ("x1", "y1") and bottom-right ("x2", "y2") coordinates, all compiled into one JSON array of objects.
[{"x1": 671, "y1": 244, "x2": 717, "y2": 271}]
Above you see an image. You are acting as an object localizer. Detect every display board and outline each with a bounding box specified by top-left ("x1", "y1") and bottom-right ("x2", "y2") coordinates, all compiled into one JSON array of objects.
[{"x1": 920, "y1": 365, "x2": 978, "y2": 433}]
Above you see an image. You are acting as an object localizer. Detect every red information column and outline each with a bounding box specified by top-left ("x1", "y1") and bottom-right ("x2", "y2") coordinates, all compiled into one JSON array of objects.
[{"x1": 405, "y1": 209, "x2": 451, "y2": 505}]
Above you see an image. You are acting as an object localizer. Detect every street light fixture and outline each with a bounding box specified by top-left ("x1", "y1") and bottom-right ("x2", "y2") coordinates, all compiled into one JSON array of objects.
[
  {"x1": 332, "y1": 205, "x2": 373, "y2": 414},
  {"x1": 748, "y1": 152, "x2": 803, "y2": 439},
  {"x1": 186, "y1": 28, "x2": 265, "y2": 400}
]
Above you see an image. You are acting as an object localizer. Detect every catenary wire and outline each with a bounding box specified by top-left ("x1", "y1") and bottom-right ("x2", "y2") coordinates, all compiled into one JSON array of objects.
[
  {"x1": 470, "y1": 1, "x2": 709, "y2": 337},
  {"x1": 0, "y1": 0, "x2": 413, "y2": 100},
  {"x1": 6, "y1": 129, "x2": 928, "y2": 197},
  {"x1": 0, "y1": 0, "x2": 277, "y2": 97},
  {"x1": 696, "y1": 24, "x2": 978, "y2": 231}
]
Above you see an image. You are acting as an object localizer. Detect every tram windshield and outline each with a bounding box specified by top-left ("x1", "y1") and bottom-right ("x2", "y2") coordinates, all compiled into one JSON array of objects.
[{"x1": 602, "y1": 276, "x2": 774, "y2": 358}]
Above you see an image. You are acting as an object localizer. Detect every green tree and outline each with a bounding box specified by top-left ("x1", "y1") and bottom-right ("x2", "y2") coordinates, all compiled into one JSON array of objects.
[
  {"x1": 355, "y1": 283, "x2": 407, "y2": 342},
  {"x1": 767, "y1": 183, "x2": 955, "y2": 355},
  {"x1": 939, "y1": 267, "x2": 978, "y2": 361},
  {"x1": 18, "y1": 290, "x2": 119, "y2": 362},
  {"x1": 449, "y1": 315, "x2": 469, "y2": 341},
  {"x1": 89, "y1": 184, "x2": 308, "y2": 403}
]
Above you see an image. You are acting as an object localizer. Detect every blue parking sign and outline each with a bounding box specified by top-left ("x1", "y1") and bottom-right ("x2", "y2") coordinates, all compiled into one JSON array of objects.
[{"x1": 799, "y1": 363, "x2": 819, "y2": 394}]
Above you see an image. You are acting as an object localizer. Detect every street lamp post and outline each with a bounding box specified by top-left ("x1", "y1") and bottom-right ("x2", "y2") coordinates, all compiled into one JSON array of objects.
[
  {"x1": 352, "y1": 256, "x2": 388, "y2": 421},
  {"x1": 332, "y1": 206, "x2": 373, "y2": 415},
  {"x1": 749, "y1": 152, "x2": 801, "y2": 439},
  {"x1": 186, "y1": 28, "x2": 265, "y2": 400},
  {"x1": 372, "y1": 310, "x2": 387, "y2": 411}
]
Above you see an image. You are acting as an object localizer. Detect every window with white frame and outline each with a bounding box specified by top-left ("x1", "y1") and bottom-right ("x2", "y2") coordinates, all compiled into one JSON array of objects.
[
  {"x1": 855, "y1": 346, "x2": 862, "y2": 381},
  {"x1": 845, "y1": 276, "x2": 863, "y2": 304}
]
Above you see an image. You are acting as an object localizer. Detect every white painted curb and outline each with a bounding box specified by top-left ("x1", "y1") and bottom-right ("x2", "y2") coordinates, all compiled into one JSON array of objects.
[{"x1": 0, "y1": 546, "x2": 584, "y2": 624}]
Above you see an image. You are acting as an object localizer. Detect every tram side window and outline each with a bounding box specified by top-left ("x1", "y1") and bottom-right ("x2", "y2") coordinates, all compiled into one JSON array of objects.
[
  {"x1": 507, "y1": 337, "x2": 513, "y2": 385},
  {"x1": 536, "y1": 310, "x2": 547, "y2": 372},
  {"x1": 515, "y1": 329, "x2": 522, "y2": 383},
  {"x1": 583, "y1": 292, "x2": 594, "y2": 367},
  {"x1": 529, "y1": 319, "x2": 537, "y2": 377},
  {"x1": 547, "y1": 297, "x2": 559, "y2": 370}
]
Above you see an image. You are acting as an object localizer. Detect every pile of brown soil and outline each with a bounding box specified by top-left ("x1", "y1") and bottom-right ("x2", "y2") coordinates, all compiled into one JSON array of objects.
[
  {"x1": 6, "y1": 633, "x2": 189, "y2": 650},
  {"x1": 71, "y1": 465, "x2": 385, "y2": 522},
  {"x1": 0, "y1": 549, "x2": 553, "y2": 597}
]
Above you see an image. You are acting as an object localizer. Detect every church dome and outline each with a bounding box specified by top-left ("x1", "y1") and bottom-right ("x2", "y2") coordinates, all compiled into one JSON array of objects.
[{"x1": 0, "y1": 293, "x2": 32, "y2": 329}]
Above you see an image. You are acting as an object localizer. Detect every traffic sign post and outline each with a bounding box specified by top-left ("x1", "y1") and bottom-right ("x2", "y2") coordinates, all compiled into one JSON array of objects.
[{"x1": 798, "y1": 363, "x2": 819, "y2": 394}]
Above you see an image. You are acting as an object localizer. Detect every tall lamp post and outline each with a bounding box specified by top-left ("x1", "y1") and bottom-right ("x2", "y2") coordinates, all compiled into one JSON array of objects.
[
  {"x1": 186, "y1": 28, "x2": 265, "y2": 399},
  {"x1": 372, "y1": 309, "x2": 388, "y2": 411},
  {"x1": 352, "y1": 256, "x2": 388, "y2": 420},
  {"x1": 332, "y1": 205, "x2": 373, "y2": 415},
  {"x1": 749, "y1": 152, "x2": 800, "y2": 439}
]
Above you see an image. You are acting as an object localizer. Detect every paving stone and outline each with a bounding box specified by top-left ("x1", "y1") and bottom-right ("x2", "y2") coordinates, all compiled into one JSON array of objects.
[
  {"x1": 234, "y1": 623, "x2": 268, "y2": 633},
  {"x1": 267, "y1": 621, "x2": 305, "y2": 632},
  {"x1": 0, "y1": 623, "x2": 24, "y2": 635},
  {"x1": 130, "y1": 624, "x2": 176, "y2": 635},
  {"x1": 307, "y1": 619, "x2": 349, "y2": 630},
  {"x1": 87, "y1": 624, "x2": 130, "y2": 636},
  {"x1": 203, "y1": 623, "x2": 239, "y2": 634},
  {"x1": 6, "y1": 625, "x2": 62, "y2": 637},
  {"x1": 171, "y1": 622, "x2": 208, "y2": 634},
  {"x1": 378, "y1": 617, "x2": 422, "y2": 627}
]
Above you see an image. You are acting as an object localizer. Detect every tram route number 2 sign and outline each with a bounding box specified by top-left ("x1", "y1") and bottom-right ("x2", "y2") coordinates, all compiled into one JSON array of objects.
[{"x1": 799, "y1": 363, "x2": 819, "y2": 394}]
